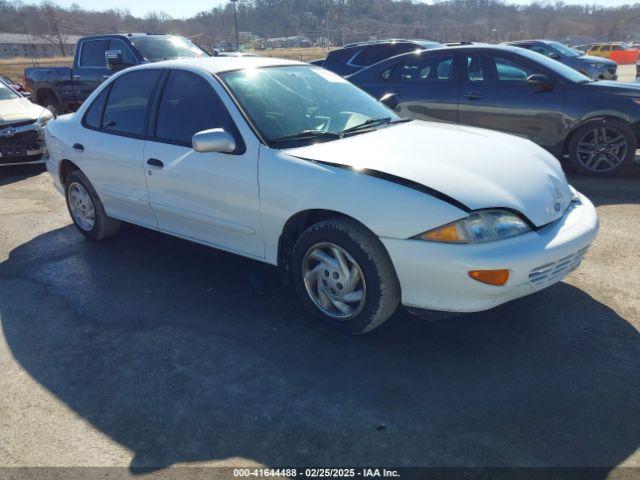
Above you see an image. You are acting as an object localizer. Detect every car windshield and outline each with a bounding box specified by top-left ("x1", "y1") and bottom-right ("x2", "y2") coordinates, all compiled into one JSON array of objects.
[
  {"x1": 515, "y1": 48, "x2": 592, "y2": 82},
  {"x1": 0, "y1": 80, "x2": 19, "y2": 100},
  {"x1": 548, "y1": 41, "x2": 581, "y2": 57},
  {"x1": 130, "y1": 35, "x2": 208, "y2": 61},
  {"x1": 220, "y1": 65, "x2": 402, "y2": 147}
]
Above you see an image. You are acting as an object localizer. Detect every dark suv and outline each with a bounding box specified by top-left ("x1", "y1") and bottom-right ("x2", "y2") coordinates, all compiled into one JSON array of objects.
[
  {"x1": 320, "y1": 39, "x2": 442, "y2": 76},
  {"x1": 350, "y1": 45, "x2": 640, "y2": 176},
  {"x1": 503, "y1": 40, "x2": 617, "y2": 80}
]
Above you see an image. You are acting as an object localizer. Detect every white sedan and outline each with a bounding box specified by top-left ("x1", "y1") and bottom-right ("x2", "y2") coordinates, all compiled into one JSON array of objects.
[{"x1": 45, "y1": 57, "x2": 598, "y2": 333}]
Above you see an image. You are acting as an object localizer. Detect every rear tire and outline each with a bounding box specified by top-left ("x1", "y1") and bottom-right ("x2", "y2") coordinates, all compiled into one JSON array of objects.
[
  {"x1": 568, "y1": 118, "x2": 636, "y2": 177},
  {"x1": 291, "y1": 217, "x2": 400, "y2": 334},
  {"x1": 65, "y1": 170, "x2": 120, "y2": 240}
]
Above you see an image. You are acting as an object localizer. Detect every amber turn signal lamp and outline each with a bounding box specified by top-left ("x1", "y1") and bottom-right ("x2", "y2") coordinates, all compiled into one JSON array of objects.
[{"x1": 468, "y1": 269, "x2": 510, "y2": 286}]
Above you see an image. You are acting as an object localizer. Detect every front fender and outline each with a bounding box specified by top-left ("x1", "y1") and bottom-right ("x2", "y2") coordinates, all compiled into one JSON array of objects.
[{"x1": 259, "y1": 148, "x2": 468, "y2": 264}]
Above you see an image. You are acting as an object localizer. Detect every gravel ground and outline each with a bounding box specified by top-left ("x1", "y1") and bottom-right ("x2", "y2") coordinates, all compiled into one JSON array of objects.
[{"x1": 0, "y1": 165, "x2": 639, "y2": 479}]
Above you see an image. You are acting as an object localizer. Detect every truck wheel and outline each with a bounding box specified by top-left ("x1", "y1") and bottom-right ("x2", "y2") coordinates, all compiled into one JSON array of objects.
[
  {"x1": 291, "y1": 217, "x2": 400, "y2": 334},
  {"x1": 568, "y1": 118, "x2": 636, "y2": 177},
  {"x1": 65, "y1": 170, "x2": 120, "y2": 240}
]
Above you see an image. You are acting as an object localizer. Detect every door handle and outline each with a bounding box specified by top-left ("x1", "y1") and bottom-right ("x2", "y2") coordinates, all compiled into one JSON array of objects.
[
  {"x1": 465, "y1": 92, "x2": 483, "y2": 100},
  {"x1": 146, "y1": 158, "x2": 164, "y2": 168},
  {"x1": 72, "y1": 143, "x2": 84, "y2": 152},
  {"x1": 72, "y1": 74, "x2": 81, "y2": 80}
]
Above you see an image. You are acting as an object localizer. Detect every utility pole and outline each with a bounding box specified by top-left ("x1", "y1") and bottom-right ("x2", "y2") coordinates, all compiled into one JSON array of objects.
[{"x1": 230, "y1": 0, "x2": 240, "y2": 51}]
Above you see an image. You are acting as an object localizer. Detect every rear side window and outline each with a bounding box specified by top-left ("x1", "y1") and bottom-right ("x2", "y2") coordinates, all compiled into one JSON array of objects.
[
  {"x1": 602, "y1": 45, "x2": 611, "y2": 52},
  {"x1": 154, "y1": 70, "x2": 235, "y2": 146},
  {"x1": 102, "y1": 70, "x2": 163, "y2": 137},
  {"x1": 79, "y1": 40, "x2": 108, "y2": 67},
  {"x1": 352, "y1": 45, "x2": 395, "y2": 67},
  {"x1": 83, "y1": 86, "x2": 110, "y2": 129},
  {"x1": 397, "y1": 55, "x2": 453, "y2": 82}
]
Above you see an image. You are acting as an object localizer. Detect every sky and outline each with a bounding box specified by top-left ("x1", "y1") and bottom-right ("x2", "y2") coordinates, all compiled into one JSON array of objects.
[{"x1": 31, "y1": 0, "x2": 636, "y2": 20}]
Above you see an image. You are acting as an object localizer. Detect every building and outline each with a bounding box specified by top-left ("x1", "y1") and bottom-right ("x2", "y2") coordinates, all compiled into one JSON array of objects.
[{"x1": 0, "y1": 33, "x2": 81, "y2": 59}]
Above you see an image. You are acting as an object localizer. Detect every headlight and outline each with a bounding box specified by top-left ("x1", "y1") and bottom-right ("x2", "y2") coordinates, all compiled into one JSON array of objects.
[
  {"x1": 414, "y1": 209, "x2": 531, "y2": 244},
  {"x1": 589, "y1": 63, "x2": 605, "y2": 69},
  {"x1": 37, "y1": 109, "x2": 54, "y2": 128}
]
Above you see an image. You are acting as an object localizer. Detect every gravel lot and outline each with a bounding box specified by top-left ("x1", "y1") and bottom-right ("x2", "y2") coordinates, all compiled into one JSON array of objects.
[{"x1": 0, "y1": 165, "x2": 639, "y2": 477}]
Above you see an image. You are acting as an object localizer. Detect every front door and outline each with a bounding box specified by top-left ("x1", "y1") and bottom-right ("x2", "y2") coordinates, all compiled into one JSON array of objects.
[
  {"x1": 457, "y1": 51, "x2": 566, "y2": 151},
  {"x1": 144, "y1": 70, "x2": 263, "y2": 259}
]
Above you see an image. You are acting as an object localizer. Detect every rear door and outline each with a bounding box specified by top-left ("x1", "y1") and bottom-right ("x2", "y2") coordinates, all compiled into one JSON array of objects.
[
  {"x1": 384, "y1": 51, "x2": 458, "y2": 123},
  {"x1": 72, "y1": 69, "x2": 163, "y2": 227},
  {"x1": 457, "y1": 50, "x2": 566, "y2": 150}
]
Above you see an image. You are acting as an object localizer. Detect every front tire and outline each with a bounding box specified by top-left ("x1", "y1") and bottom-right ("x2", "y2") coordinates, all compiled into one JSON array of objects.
[
  {"x1": 291, "y1": 218, "x2": 400, "y2": 334},
  {"x1": 568, "y1": 118, "x2": 636, "y2": 176},
  {"x1": 65, "y1": 170, "x2": 120, "y2": 240}
]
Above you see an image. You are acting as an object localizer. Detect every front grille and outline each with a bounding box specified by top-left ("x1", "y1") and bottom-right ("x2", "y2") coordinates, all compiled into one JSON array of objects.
[
  {"x1": 608, "y1": 67, "x2": 617, "y2": 75},
  {"x1": 0, "y1": 129, "x2": 40, "y2": 148},
  {"x1": 528, "y1": 246, "x2": 590, "y2": 288}
]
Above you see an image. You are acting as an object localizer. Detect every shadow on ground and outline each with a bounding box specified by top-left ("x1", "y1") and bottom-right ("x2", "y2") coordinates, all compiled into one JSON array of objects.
[
  {"x1": 0, "y1": 224, "x2": 638, "y2": 474},
  {"x1": 0, "y1": 164, "x2": 46, "y2": 187},
  {"x1": 567, "y1": 170, "x2": 640, "y2": 207}
]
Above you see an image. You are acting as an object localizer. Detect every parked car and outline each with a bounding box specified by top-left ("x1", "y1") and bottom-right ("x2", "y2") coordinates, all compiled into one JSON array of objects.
[
  {"x1": 0, "y1": 74, "x2": 29, "y2": 96},
  {"x1": 212, "y1": 50, "x2": 258, "y2": 57},
  {"x1": 45, "y1": 57, "x2": 598, "y2": 333},
  {"x1": 349, "y1": 45, "x2": 640, "y2": 176},
  {"x1": 24, "y1": 33, "x2": 209, "y2": 116},
  {"x1": 572, "y1": 45, "x2": 589, "y2": 54},
  {"x1": 0, "y1": 77, "x2": 52, "y2": 167},
  {"x1": 587, "y1": 42, "x2": 639, "y2": 64},
  {"x1": 503, "y1": 40, "x2": 617, "y2": 80},
  {"x1": 321, "y1": 39, "x2": 443, "y2": 76}
]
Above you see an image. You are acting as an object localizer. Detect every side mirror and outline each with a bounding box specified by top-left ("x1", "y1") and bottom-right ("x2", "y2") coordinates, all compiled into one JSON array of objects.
[
  {"x1": 527, "y1": 73, "x2": 554, "y2": 91},
  {"x1": 380, "y1": 92, "x2": 399, "y2": 110},
  {"x1": 192, "y1": 128, "x2": 236, "y2": 153},
  {"x1": 105, "y1": 49, "x2": 127, "y2": 71}
]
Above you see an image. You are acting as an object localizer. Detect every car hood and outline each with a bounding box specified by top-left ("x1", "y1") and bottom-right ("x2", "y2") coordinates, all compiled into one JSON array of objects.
[
  {"x1": 584, "y1": 80, "x2": 640, "y2": 96},
  {"x1": 0, "y1": 97, "x2": 44, "y2": 125},
  {"x1": 285, "y1": 121, "x2": 573, "y2": 227},
  {"x1": 578, "y1": 55, "x2": 617, "y2": 66}
]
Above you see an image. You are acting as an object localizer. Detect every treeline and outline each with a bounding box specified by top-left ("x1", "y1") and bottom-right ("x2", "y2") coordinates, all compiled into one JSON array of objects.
[{"x1": 3, "y1": 0, "x2": 640, "y2": 49}]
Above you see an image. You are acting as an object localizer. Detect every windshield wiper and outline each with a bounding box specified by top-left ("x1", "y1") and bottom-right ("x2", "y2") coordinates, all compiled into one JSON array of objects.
[
  {"x1": 269, "y1": 129, "x2": 342, "y2": 145},
  {"x1": 341, "y1": 117, "x2": 411, "y2": 136}
]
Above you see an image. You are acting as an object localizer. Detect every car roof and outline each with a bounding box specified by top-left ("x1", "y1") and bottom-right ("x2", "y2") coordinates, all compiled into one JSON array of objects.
[
  {"x1": 342, "y1": 38, "x2": 439, "y2": 49},
  {"x1": 131, "y1": 56, "x2": 305, "y2": 74},
  {"x1": 77, "y1": 33, "x2": 184, "y2": 42}
]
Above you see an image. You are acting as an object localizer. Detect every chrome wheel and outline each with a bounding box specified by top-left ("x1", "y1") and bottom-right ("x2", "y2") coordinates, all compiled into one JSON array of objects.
[
  {"x1": 576, "y1": 126, "x2": 627, "y2": 173},
  {"x1": 302, "y1": 242, "x2": 367, "y2": 320},
  {"x1": 68, "y1": 181, "x2": 95, "y2": 231}
]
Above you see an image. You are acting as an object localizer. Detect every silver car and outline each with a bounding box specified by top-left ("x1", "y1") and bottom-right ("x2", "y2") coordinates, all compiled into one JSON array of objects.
[{"x1": 0, "y1": 78, "x2": 53, "y2": 167}]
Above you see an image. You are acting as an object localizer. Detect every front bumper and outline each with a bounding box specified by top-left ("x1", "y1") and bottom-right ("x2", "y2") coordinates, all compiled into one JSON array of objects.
[
  {"x1": 0, "y1": 121, "x2": 45, "y2": 166},
  {"x1": 381, "y1": 192, "x2": 599, "y2": 312}
]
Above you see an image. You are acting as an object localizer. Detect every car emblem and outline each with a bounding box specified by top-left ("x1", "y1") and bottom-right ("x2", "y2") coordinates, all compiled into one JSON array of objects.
[
  {"x1": 0, "y1": 126, "x2": 17, "y2": 138},
  {"x1": 554, "y1": 201, "x2": 562, "y2": 213}
]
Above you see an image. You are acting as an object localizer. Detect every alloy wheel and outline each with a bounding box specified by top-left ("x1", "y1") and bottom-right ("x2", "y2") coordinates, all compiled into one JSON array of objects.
[{"x1": 576, "y1": 126, "x2": 628, "y2": 173}]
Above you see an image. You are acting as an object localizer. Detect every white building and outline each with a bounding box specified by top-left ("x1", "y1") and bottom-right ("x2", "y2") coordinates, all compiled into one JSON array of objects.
[{"x1": 0, "y1": 33, "x2": 81, "y2": 59}]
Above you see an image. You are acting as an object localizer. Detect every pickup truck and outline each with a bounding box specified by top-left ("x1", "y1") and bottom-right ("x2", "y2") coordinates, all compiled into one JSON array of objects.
[{"x1": 24, "y1": 33, "x2": 209, "y2": 115}]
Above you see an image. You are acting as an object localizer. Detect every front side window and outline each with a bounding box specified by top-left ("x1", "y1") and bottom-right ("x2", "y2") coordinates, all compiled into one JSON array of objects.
[
  {"x1": 108, "y1": 39, "x2": 136, "y2": 65},
  {"x1": 529, "y1": 45, "x2": 555, "y2": 57},
  {"x1": 494, "y1": 56, "x2": 532, "y2": 81},
  {"x1": 154, "y1": 70, "x2": 233, "y2": 145},
  {"x1": 397, "y1": 54, "x2": 453, "y2": 82},
  {"x1": 220, "y1": 65, "x2": 402, "y2": 147},
  {"x1": 101, "y1": 69, "x2": 162, "y2": 137},
  {"x1": 129, "y1": 35, "x2": 207, "y2": 61},
  {"x1": 79, "y1": 40, "x2": 108, "y2": 67}
]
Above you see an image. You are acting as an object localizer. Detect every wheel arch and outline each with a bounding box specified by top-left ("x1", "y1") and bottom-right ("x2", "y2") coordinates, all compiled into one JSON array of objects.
[
  {"x1": 563, "y1": 114, "x2": 637, "y2": 155},
  {"x1": 277, "y1": 209, "x2": 380, "y2": 283},
  {"x1": 36, "y1": 85, "x2": 64, "y2": 113},
  {"x1": 59, "y1": 159, "x2": 81, "y2": 187}
]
